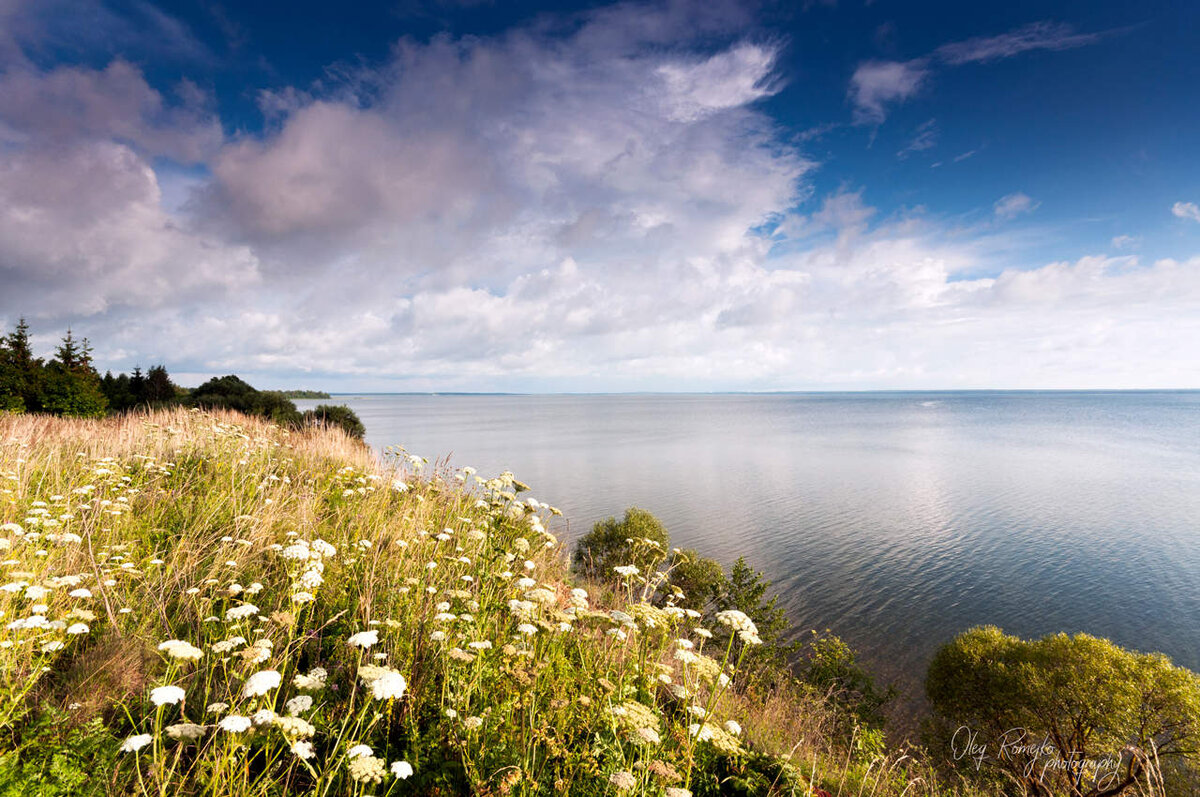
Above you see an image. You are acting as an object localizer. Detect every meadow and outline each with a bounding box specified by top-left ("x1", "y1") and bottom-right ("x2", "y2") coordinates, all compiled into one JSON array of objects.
[{"x1": 0, "y1": 408, "x2": 1055, "y2": 795}]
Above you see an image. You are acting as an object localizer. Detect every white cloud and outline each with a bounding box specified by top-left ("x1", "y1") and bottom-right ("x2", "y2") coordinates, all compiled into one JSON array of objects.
[
  {"x1": 1172, "y1": 201, "x2": 1200, "y2": 223},
  {"x1": 848, "y1": 21, "x2": 1103, "y2": 125},
  {"x1": 898, "y1": 118, "x2": 937, "y2": 158},
  {"x1": 0, "y1": 59, "x2": 222, "y2": 161},
  {"x1": 847, "y1": 59, "x2": 929, "y2": 124},
  {"x1": 993, "y1": 192, "x2": 1039, "y2": 220},
  {"x1": 1111, "y1": 235, "x2": 1139, "y2": 249},
  {"x1": 936, "y1": 21, "x2": 1100, "y2": 65},
  {"x1": 1, "y1": 2, "x2": 1198, "y2": 391}
]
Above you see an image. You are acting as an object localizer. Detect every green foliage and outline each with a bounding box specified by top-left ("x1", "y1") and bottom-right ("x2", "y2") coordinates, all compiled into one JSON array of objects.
[
  {"x1": 279, "y1": 390, "x2": 331, "y2": 399},
  {"x1": 665, "y1": 549, "x2": 725, "y2": 610},
  {"x1": 189, "y1": 375, "x2": 301, "y2": 425},
  {"x1": 926, "y1": 625, "x2": 1200, "y2": 796},
  {"x1": 39, "y1": 330, "x2": 107, "y2": 419},
  {"x1": 0, "y1": 707, "x2": 119, "y2": 796},
  {"x1": 571, "y1": 506, "x2": 670, "y2": 580},
  {"x1": 301, "y1": 404, "x2": 366, "y2": 440},
  {"x1": 799, "y1": 632, "x2": 895, "y2": 733},
  {"x1": 0, "y1": 319, "x2": 41, "y2": 412},
  {"x1": 709, "y1": 557, "x2": 798, "y2": 680}
]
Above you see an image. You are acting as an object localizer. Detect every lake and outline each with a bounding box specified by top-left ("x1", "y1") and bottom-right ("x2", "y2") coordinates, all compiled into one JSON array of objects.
[{"x1": 297, "y1": 391, "x2": 1200, "y2": 715}]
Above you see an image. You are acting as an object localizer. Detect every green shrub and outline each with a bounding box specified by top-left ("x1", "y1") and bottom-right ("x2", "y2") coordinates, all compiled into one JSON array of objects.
[{"x1": 571, "y1": 506, "x2": 669, "y2": 580}]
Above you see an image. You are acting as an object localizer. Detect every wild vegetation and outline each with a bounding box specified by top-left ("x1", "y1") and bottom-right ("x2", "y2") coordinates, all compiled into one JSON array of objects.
[
  {"x1": 0, "y1": 319, "x2": 364, "y2": 440},
  {"x1": 0, "y1": 407, "x2": 1195, "y2": 796}
]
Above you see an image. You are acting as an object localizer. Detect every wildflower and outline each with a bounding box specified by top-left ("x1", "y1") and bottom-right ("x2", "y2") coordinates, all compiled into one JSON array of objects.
[
  {"x1": 347, "y1": 630, "x2": 378, "y2": 649},
  {"x1": 219, "y1": 715, "x2": 252, "y2": 733},
  {"x1": 292, "y1": 591, "x2": 315, "y2": 604},
  {"x1": 293, "y1": 667, "x2": 328, "y2": 690},
  {"x1": 150, "y1": 685, "x2": 186, "y2": 706},
  {"x1": 609, "y1": 771, "x2": 636, "y2": 791},
  {"x1": 724, "y1": 719, "x2": 742, "y2": 736},
  {"x1": 225, "y1": 603, "x2": 260, "y2": 621},
  {"x1": 166, "y1": 723, "x2": 207, "y2": 741},
  {"x1": 665, "y1": 789, "x2": 693, "y2": 797},
  {"x1": 243, "y1": 669, "x2": 282, "y2": 698},
  {"x1": 158, "y1": 639, "x2": 204, "y2": 661},
  {"x1": 276, "y1": 716, "x2": 316, "y2": 738},
  {"x1": 347, "y1": 744, "x2": 373, "y2": 759},
  {"x1": 739, "y1": 630, "x2": 763, "y2": 645},
  {"x1": 120, "y1": 734, "x2": 152, "y2": 753},
  {"x1": 430, "y1": 630, "x2": 447, "y2": 642},
  {"x1": 715, "y1": 610, "x2": 756, "y2": 634},
  {"x1": 292, "y1": 740, "x2": 315, "y2": 759},
  {"x1": 348, "y1": 755, "x2": 386, "y2": 784},
  {"x1": 391, "y1": 760, "x2": 413, "y2": 779},
  {"x1": 241, "y1": 638, "x2": 272, "y2": 664},
  {"x1": 286, "y1": 695, "x2": 313, "y2": 715},
  {"x1": 695, "y1": 628, "x2": 713, "y2": 639},
  {"x1": 637, "y1": 727, "x2": 662, "y2": 745},
  {"x1": 371, "y1": 669, "x2": 407, "y2": 701},
  {"x1": 207, "y1": 702, "x2": 229, "y2": 714},
  {"x1": 211, "y1": 636, "x2": 246, "y2": 654},
  {"x1": 66, "y1": 622, "x2": 89, "y2": 635},
  {"x1": 463, "y1": 716, "x2": 483, "y2": 730},
  {"x1": 468, "y1": 640, "x2": 492, "y2": 650},
  {"x1": 516, "y1": 623, "x2": 538, "y2": 636},
  {"x1": 614, "y1": 565, "x2": 639, "y2": 578},
  {"x1": 69, "y1": 588, "x2": 92, "y2": 599}
]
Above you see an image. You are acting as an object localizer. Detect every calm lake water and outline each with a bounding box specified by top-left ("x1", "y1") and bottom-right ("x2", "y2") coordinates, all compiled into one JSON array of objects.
[{"x1": 298, "y1": 392, "x2": 1200, "y2": 709}]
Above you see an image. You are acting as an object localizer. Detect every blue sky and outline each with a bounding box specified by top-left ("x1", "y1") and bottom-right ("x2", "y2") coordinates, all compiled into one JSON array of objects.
[{"x1": 2, "y1": 0, "x2": 1199, "y2": 390}]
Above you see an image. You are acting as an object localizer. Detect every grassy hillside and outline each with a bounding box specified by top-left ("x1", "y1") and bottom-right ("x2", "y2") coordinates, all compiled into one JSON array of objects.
[{"x1": 0, "y1": 409, "x2": 969, "y2": 796}]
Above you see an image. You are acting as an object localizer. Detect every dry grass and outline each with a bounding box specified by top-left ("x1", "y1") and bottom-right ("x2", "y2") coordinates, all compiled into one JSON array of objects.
[{"x1": 0, "y1": 408, "x2": 993, "y2": 797}]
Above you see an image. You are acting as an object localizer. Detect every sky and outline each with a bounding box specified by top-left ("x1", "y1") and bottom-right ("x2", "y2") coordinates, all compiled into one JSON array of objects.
[{"x1": 1, "y1": 0, "x2": 1199, "y2": 392}]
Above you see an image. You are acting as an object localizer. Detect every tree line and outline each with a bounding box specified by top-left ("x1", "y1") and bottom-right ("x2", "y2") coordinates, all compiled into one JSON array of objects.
[{"x1": 0, "y1": 319, "x2": 364, "y2": 439}]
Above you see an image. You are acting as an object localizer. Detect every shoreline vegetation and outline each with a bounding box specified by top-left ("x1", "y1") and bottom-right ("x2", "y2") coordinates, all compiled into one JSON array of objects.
[
  {"x1": 0, "y1": 319, "x2": 363, "y2": 441},
  {"x1": 1, "y1": 328, "x2": 1198, "y2": 795}
]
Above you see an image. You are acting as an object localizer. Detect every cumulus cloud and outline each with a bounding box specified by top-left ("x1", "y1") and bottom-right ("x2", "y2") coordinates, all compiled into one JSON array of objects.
[
  {"x1": 0, "y1": 59, "x2": 222, "y2": 161},
  {"x1": 848, "y1": 59, "x2": 929, "y2": 124},
  {"x1": 1172, "y1": 201, "x2": 1200, "y2": 223},
  {"x1": 993, "y1": 192, "x2": 1039, "y2": 220},
  {"x1": 0, "y1": 1, "x2": 1197, "y2": 391}
]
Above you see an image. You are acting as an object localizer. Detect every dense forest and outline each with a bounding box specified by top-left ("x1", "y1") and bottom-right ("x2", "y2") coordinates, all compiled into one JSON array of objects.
[{"x1": 0, "y1": 319, "x2": 363, "y2": 439}]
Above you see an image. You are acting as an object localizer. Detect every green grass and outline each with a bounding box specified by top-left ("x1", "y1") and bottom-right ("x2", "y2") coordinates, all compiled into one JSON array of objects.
[{"x1": 0, "y1": 408, "x2": 983, "y2": 796}]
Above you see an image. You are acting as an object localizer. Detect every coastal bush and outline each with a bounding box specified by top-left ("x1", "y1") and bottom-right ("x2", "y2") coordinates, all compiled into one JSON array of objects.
[
  {"x1": 301, "y1": 404, "x2": 366, "y2": 440},
  {"x1": 926, "y1": 625, "x2": 1200, "y2": 796},
  {"x1": 572, "y1": 506, "x2": 670, "y2": 580}
]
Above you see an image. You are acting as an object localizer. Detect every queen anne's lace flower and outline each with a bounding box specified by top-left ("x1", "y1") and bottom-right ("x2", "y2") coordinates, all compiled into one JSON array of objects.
[
  {"x1": 348, "y1": 630, "x2": 378, "y2": 649},
  {"x1": 150, "y1": 685, "x2": 186, "y2": 706},
  {"x1": 391, "y1": 760, "x2": 413, "y2": 779},
  {"x1": 158, "y1": 639, "x2": 203, "y2": 661},
  {"x1": 120, "y1": 734, "x2": 152, "y2": 752},
  {"x1": 219, "y1": 715, "x2": 252, "y2": 733},
  {"x1": 348, "y1": 755, "x2": 386, "y2": 784},
  {"x1": 243, "y1": 669, "x2": 282, "y2": 698},
  {"x1": 371, "y1": 669, "x2": 407, "y2": 701}
]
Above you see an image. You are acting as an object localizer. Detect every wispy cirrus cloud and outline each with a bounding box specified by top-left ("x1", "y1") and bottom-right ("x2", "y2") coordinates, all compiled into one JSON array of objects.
[
  {"x1": 935, "y1": 21, "x2": 1101, "y2": 65},
  {"x1": 849, "y1": 20, "x2": 1102, "y2": 124},
  {"x1": 897, "y1": 118, "x2": 937, "y2": 158}
]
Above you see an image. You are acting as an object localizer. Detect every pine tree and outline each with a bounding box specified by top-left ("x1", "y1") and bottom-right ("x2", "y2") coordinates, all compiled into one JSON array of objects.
[
  {"x1": 0, "y1": 318, "x2": 43, "y2": 412},
  {"x1": 42, "y1": 329, "x2": 108, "y2": 418}
]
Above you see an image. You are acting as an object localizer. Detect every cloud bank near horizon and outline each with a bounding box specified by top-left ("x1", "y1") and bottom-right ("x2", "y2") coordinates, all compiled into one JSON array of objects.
[{"x1": 1, "y1": 0, "x2": 1199, "y2": 391}]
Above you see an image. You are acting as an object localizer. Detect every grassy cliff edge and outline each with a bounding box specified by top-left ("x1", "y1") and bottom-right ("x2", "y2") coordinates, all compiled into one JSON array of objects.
[{"x1": 0, "y1": 409, "x2": 966, "y2": 796}]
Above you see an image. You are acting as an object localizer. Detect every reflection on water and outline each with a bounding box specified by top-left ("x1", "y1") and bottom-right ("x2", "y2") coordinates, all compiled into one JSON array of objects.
[{"x1": 298, "y1": 392, "x2": 1200, "y2": 712}]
